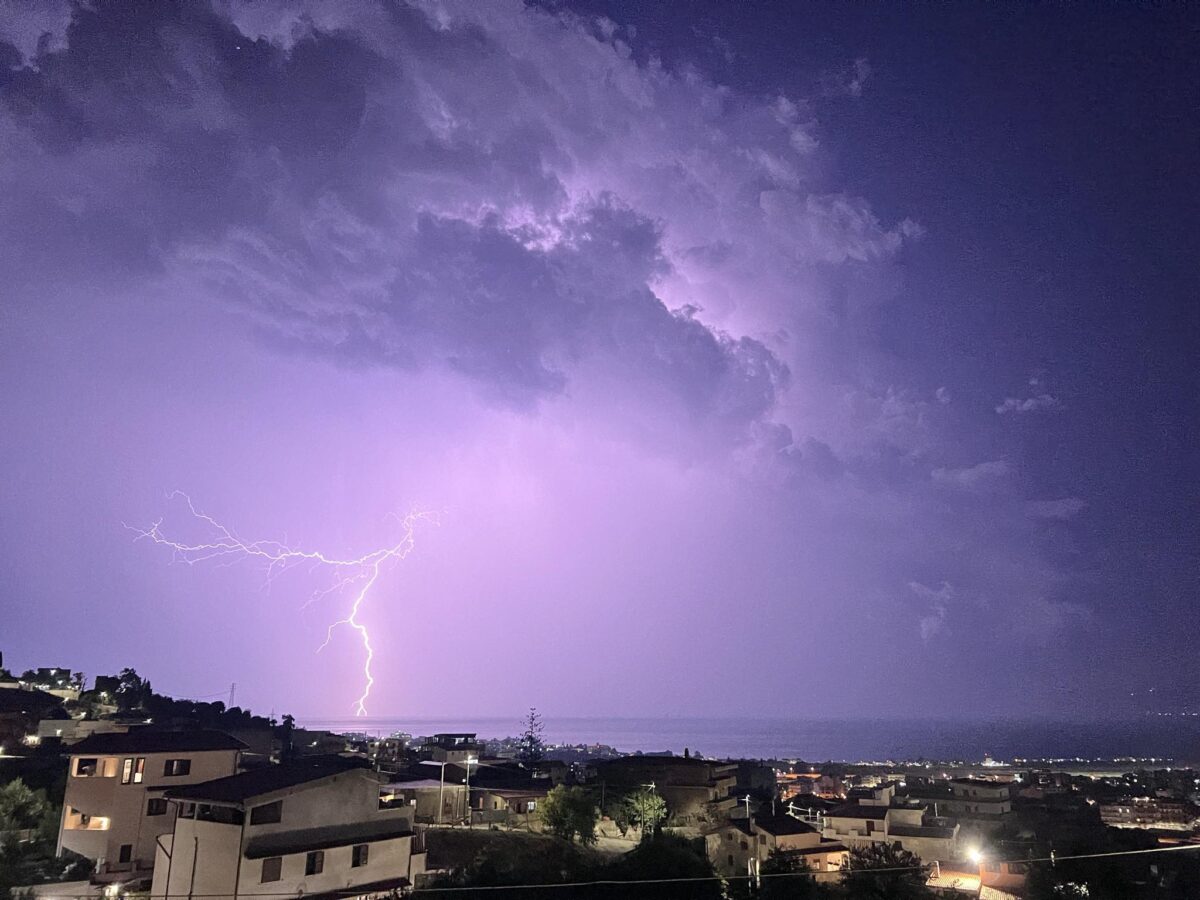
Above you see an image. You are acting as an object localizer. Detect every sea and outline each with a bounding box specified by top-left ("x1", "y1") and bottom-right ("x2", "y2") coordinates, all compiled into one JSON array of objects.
[{"x1": 297, "y1": 715, "x2": 1200, "y2": 764}]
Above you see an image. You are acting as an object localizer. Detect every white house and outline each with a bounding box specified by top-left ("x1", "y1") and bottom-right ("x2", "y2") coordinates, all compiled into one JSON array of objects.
[
  {"x1": 707, "y1": 814, "x2": 847, "y2": 879},
  {"x1": 57, "y1": 730, "x2": 246, "y2": 883},
  {"x1": 823, "y1": 802, "x2": 959, "y2": 864},
  {"x1": 151, "y1": 755, "x2": 426, "y2": 900}
]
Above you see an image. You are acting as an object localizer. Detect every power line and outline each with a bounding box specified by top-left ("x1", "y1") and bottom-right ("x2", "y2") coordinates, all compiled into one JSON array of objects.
[{"x1": 37, "y1": 841, "x2": 1200, "y2": 898}]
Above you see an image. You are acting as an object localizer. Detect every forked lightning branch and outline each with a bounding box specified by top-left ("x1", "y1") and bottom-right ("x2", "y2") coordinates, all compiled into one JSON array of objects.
[{"x1": 128, "y1": 492, "x2": 430, "y2": 716}]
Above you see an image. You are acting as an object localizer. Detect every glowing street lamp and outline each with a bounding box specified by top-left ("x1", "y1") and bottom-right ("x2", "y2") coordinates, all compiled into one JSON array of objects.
[{"x1": 464, "y1": 756, "x2": 478, "y2": 824}]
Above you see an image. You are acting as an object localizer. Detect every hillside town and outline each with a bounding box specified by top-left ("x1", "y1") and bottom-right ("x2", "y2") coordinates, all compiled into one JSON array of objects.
[{"x1": 2, "y1": 661, "x2": 1200, "y2": 900}]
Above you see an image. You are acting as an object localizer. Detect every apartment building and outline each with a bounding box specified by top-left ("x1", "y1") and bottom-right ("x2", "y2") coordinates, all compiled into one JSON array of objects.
[
  {"x1": 707, "y1": 814, "x2": 847, "y2": 879},
  {"x1": 823, "y1": 802, "x2": 959, "y2": 864},
  {"x1": 151, "y1": 755, "x2": 426, "y2": 900},
  {"x1": 57, "y1": 730, "x2": 245, "y2": 882}
]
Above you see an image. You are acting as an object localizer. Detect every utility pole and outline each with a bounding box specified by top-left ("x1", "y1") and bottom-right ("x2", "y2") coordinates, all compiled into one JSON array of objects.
[{"x1": 228, "y1": 682, "x2": 236, "y2": 708}]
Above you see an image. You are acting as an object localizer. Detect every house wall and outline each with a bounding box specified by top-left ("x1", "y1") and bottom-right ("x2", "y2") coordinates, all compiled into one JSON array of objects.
[
  {"x1": 155, "y1": 770, "x2": 421, "y2": 900},
  {"x1": 60, "y1": 748, "x2": 240, "y2": 874},
  {"x1": 237, "y1": 835, "x2": 416, "y2": 898},
  {"x1": 242, "y1": 770, "x2": 410, "y2": 839},
  {"x1": 390, "y1": 784, "x2": 464, "y2": 823},
  {"x1": 151, "y1": 820, "x2": 242, "y2": 900}
]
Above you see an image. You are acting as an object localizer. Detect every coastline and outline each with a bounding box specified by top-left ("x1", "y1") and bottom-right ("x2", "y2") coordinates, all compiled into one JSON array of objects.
[{"x1": 296, "y1": 714, "x2": 1200, "y2": 764}]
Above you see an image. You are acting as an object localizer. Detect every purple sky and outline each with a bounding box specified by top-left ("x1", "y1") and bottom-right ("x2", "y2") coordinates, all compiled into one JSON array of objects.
[{"x1": 1, "y1": 2, "x2": 1196, "y2": 720}]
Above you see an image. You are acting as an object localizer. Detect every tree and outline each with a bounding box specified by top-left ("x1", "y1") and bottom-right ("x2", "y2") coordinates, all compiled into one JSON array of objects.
[
  {"x1": 602, "y1": 833, "x2": 723, "y2": 900},
  {"x1": 0, "y1": 779, "x2": 49, "y2": 835},
  {"x1": 620, "y1": 785, "x2": 667, "y2": 838},
  {"x1": 115, "y1": 668, "x2": 149, "y2": 711},
  {"x1": 517, "y1": 707, "x2": 546, "y2": 768},
  {"x1": 842, "y1": 843, "x2": 934, "y2": 900},
  {"x1": 759, "y1": 849, "x2": 822, "y2": 900},
  {"x1": 540, "y1": 785, "x2": 598, "y2": 845}
]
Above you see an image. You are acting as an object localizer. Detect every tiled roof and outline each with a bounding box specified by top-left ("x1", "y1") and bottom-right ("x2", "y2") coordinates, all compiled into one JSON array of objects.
[
  {"x1": 69, "y1": 729, "x2": 246, "y2": 754},
  {"x1": 167, "y1": 755, "x2": 368, "y2": 803}
]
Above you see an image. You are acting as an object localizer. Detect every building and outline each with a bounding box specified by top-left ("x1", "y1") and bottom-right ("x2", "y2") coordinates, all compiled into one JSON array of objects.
[
  {"x1": 381, "y1": 775, "x2": 465, "y2": 824},
  {"x1": 369, "y1": 733, "x2": 411, "y2": 772},
  {"x1": 822, "y1": 802, "x2": 959, "y2": 863},
  {"x1": 419, "y1": 733, "x2": 481, "y2": 764},
  {"x1": 57, "y1": 730, "x2": 246, "y2": 882},
  {"x1": 707, "y1": 814, "x2": 847, "y2": 879},
  {"x1": 151, "y1": 756, "x2": 425, "y2": 900},
  {"x1": 470, "y1": 787, "x2": 547, "y2": 827},
  {"x1": 948, "y1": 778, "x2": 1013, "y2": 816},
  {"x1": 781, "y1": 772, "x2": 844, "y2": 801},
  {"x1": 589, "y1": 756, "x2": 738, "y2": 825},
  {"x1": 904, "y1": 777, "x2": 1014, "y2": 839},
  {"x1": 1099, "y1": 797, "x2": 1198, "y2": 830},
  {"x1": 35, "y1": 718, "x2": 129, "y2": 745}
]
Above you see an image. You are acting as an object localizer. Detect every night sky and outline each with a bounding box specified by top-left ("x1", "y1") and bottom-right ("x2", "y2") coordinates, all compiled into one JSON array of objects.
[{"x1": 1, "y1": 1, "x2": 1196, "y2": 720}]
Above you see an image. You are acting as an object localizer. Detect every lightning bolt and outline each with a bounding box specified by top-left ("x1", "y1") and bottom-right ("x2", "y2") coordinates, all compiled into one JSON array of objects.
[{"x1": 128, "y1": 492, "x2": 431, "y2": 716}]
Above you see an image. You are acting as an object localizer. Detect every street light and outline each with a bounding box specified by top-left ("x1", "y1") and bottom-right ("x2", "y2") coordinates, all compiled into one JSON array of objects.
[
  {"x1": 464, "y1": 756, "x2": 478, "y2": 825},
  {"x1": 968, "y1": 847, "x2": 984, "y2": 866}
]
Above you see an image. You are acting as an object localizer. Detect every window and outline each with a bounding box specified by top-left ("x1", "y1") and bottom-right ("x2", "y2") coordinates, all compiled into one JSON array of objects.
[
  {"x1": 118, "y1": 844, "x2": 133, "y2": 864},
  {"x1": 261, "y1": 857, "x2": 282, "y2": 883},
  {"x1": 146, "y1": 798, "x2": 169, "y2": 816},
  {"x1": 305, "y1": 851, "x2": 324, "y2": 876},
  {"x1": 75, "y1": 758, "x2": 99, "y2": 777},
  {"x1": 250, "y1": 800, "x2": 283, "y2": 825},
  {"x1": 163, "y1": 759, "x2": 191, "y2": 777},
  {"x1": 351, "y1": 844, "x2": 369, "y2": 868},
  {"x1": 121, "y1": 757, "x2": 146, "y2": 785}
]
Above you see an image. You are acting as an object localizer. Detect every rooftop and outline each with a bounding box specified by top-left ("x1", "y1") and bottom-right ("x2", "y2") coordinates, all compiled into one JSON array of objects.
[
  {"x1": 889, "y1": 824, "x2": 957, "y2": 839},
  {"x1": 754, "y1": 815, "x2": 819, "y2": 836},
  {"x1": 167, "y1": 756, "x2": 369, "y2": 804},
  {"x1": 786, "y1": 841, "x2": 847, "y2": 856},
  {"x1": 826, "y1": 804, "x2": 890, "y2": 820},
  {"x1": 69, "y1": 729, "x2": 246, "y2": 755}
]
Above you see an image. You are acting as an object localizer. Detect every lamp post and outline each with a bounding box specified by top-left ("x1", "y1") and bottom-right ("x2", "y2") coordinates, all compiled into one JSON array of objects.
[
  {"x1": 638, "y1": 781, "x2": 656, "y2": 841},
  {"x1": 464, "y1": 756, "x2": 478, "y2": 825}
]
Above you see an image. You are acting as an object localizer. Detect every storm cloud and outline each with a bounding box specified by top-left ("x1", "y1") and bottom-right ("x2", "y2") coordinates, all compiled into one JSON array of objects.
[{"x1": 0, "y1": 0, "x2": 1118, "y2": 717}]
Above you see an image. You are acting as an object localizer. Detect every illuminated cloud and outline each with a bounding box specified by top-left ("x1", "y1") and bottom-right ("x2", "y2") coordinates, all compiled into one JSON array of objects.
[
  {"x1": 0, "y1": 0, "x2": 1108, "y2": 717},
  {"x1": 996, "y1": 394, "x2": 1060, "y2": 415},
  {"x1": 932, "y1": 459, "x2": 1011, "y2": 489}
]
